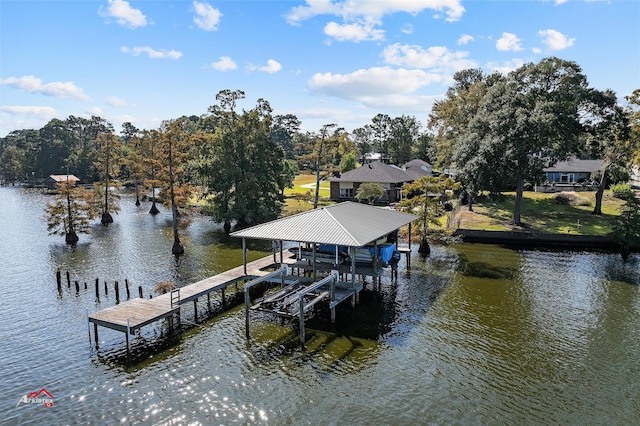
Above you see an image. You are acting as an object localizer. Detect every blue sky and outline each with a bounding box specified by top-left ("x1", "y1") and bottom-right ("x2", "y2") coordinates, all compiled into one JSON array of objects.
[{"x1": 1, "y1": 0, "x2": 638, "y2": 137}]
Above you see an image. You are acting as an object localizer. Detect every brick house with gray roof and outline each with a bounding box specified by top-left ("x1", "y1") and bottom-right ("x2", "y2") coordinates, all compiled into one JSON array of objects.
[{"x1": 329, "y1": 160, "x2": 432, "y2": 203}]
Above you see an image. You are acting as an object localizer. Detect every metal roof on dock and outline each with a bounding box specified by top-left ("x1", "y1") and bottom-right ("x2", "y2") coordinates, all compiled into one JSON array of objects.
[{"x1": 230, "y1": 201, "x2": 417, "y2": 247}]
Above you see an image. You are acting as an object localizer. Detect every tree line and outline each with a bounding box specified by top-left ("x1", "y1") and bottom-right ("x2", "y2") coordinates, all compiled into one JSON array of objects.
[{"x1": 1, "y1": 57, "x2": 639, "y2": 254}]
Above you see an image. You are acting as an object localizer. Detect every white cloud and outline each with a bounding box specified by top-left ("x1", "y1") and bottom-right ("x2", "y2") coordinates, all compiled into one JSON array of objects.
[
  {"x1": 259, "y1": 59, "x2": 282, "y2": 74},
  {"x1": 496, "y1": 32, "x2": 523, "y2": 52},
  {"x1": 486, "y1": 59, "x2": 526, "y2": 75},
  {"x1": 458, "y1": 34, "x2": 474, "y2": 45},
  {"x1": 0, "y1": 105, "x2": 57, "y2": 119},
  {"x1": 286, "y1": 0, "x2": 465, "y2": 25},
  {"x1": 401, "y1": 24, "x2": 414, "y2": 35},
  {"x1": 101, "y1": 0, "x2": 147, "y2": 28},
  {"x1": 193, "y1": 1, "x2": 222, "y2": 31},
  {"x1": 106, "y1": 96, "x2": 129, "y2": 107},
  {"x1": 538, "y1": 29, "x2": 575, "y2": 50},
  {"x1": 382, "y1": 44, "x2": 477, "y2": 72},
  {"x1": 0, "y1": 75, "x2": 89, "y2": 101},
  {"x1": 308, "y1": 67, "x2": 442, "y2": 101},
  {"x1": 324, "y1": 21, "x2": 384, "y2": 42},
  {"x1": 121, "y1": 46, "x2": 182, "y2": 59},
  {"x1": 210, "y1": 56, "x2": 237, "y2": 71},
  {"x1": 87, "y1": 106, "x2": 104, "y2": 116}
]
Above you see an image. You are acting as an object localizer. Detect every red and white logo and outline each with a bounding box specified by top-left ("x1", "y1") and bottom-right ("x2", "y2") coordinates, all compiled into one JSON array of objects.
[{"x1": 16, "y1": 388, "x2": 54, "y2": 407}]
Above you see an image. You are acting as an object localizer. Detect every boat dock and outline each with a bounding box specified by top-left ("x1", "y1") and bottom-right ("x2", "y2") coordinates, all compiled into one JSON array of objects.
[{"x1": 88, "y1": 255, "x2": 286, "y2": 352}]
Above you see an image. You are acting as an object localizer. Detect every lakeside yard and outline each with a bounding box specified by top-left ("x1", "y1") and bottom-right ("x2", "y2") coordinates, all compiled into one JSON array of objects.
[{"x1": 454, "y1": 190, "x2": 625, "y2": 235}]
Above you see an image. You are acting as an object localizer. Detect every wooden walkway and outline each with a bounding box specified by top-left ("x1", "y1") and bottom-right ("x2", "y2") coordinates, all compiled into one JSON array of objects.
[{"x1": 88, "y1": 255, "x2": 284, "y2": 341}]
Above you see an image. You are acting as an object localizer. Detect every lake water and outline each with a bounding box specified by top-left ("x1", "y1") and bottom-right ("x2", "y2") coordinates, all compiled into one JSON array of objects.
[{"x1": 1, "y1": 186, "x2": 639, "y2": 425}]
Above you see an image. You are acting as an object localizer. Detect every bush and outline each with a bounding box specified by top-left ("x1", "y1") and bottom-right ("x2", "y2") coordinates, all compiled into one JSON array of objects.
[
  {"x1": 554, "y1": 192, "x2": 591, "y2": 206},
  {"x1": 610, "y1": 182, "x2": 634, "y2": 200}
]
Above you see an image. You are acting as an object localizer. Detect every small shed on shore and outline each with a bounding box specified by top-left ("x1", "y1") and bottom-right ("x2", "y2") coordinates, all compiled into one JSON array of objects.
[{"x1": 46, "y1": 174, "x2": 80, "y2": 190}]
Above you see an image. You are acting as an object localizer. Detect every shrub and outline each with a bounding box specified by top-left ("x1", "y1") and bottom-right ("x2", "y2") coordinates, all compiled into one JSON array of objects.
[
  {"x1": 610, "y1": 182, "x2": 634, "y2": 200},
  {"x1": 554, "y1": 191, "x2": 591, "y2": 206}
]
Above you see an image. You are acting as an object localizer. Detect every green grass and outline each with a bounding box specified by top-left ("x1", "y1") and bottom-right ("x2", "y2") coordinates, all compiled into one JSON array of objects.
[
  {"x1": 282, "y1": 174, "x2": 333, "y2": 216},
  {"x1": 457, "y1": 190, "x2": 625, "y2": 235}
]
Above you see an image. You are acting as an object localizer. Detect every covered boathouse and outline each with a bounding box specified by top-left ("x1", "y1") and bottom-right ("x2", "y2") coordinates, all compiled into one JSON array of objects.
[{"x1": 231, "y1": 201, "x2": 417, "y2": 344}]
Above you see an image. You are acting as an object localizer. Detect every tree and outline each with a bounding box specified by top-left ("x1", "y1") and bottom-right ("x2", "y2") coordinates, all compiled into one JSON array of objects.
[
  {"x1": 91, "y1": 133, "x2": 123, "y2": 225},
  {"x1": 0, "y1": 146, "x2": 25, "y2": 182},
  {"x1": 157, "y1": 118, "x2": 196, "y2": 256},
  {"x1": 398, "y1": 175, "x2": 460, "y2": 255},
  {"x1": 351, "y1": 125, "x2": 372, "y2": 164},
  {"x1": 340, "y1": 152, "x2": 356, "y2": 173},
  {"x1": 44, "y1": 180, "x2": 93, "y2": 245},
  {"x1": 312, "y1": 124, "x2": 338, "y2": 209},
  {"x1": 428, "y1": 69, "x2": 499, "y2": 211},
  {"x1": 388, "y1": 115, "x2": 420, "y2": 165},
  {"x1": 121, "y1": 122, "x2": 144, "y2": 206},
  {"x1": 355, "y1": 182, "x2": 385, "y2": 204},
  {"x1": 611, "y1": 193, "x2": 640, "y2": 260},
  {"x1": 271, "y1": 114, "x2": 301, "y2": 160},
  {"x1": 455, "y1": 58, "x2": 618, "y2": 225},
  {"x1": 197, "y1": 90, "x2": 285, "y2": 231},
  {"x1": 278, "y1": 159, "x2": 298, "y2": 198}
]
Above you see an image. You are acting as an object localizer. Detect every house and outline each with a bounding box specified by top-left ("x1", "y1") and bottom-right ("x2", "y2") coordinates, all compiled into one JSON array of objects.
[
  {"x1": 538, "y1": 158, "x2": 602, "y2": 192},
  {"x1": 46, "y1": 174, "x2": 80, "y2": 190},
  {"x1": 329, "y1": 160, "x2": 432, "y2": 203},
  {"x1": 403, "y1": 159, "x2": 433, "y2": 180}
]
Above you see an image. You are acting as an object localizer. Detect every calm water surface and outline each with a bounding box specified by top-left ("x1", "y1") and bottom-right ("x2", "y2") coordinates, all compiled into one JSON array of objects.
[{"x1": 1, "y1": 186, "x2": 639, "y2": 425}]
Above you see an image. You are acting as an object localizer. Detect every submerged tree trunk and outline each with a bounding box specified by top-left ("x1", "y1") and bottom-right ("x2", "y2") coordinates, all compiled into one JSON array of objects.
[
  {"x1": 66, "y1": 188, "x2": 78, "y2": 245},
  {"x1": 418, "y1": 238, "x2": 431, "y2": 256}
]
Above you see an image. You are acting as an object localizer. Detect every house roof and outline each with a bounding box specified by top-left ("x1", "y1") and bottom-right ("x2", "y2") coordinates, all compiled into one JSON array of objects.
[
  {"x1": 403, "y1": 159, "x2": 432, "y2": 180},
  {"x1": 543, "y1": 158, "x2": 603, "y2": 173},
  {"x1": 48, "y1": 174, "x2": 80, "y2": 182},
  {"x1": 330, "y1": 161, "x2": 413, "y2": 184},
  {"x1": 231, "y1": 201, "x2": 418, "y2": 247}
]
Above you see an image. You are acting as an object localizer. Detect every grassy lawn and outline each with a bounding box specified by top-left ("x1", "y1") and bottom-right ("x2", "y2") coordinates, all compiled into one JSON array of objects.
[
  {"x1": 282, "y1": 173, "x2": 333, "y2": 216},
  {"x1": 284, "y1": 173, "x2": 330, "y2": 197},
  {"x1": 456, "y1": 190, "x2": 625, "y2": 235}
]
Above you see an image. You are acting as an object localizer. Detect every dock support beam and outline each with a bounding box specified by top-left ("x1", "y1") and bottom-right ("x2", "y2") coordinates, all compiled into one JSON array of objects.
[{"x1": 242, "y1": 238, "x2": 247, "y2": 275}]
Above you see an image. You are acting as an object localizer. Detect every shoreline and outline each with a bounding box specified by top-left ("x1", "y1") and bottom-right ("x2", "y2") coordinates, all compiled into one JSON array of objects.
[{"x1": 453, "y1": 229, "x2": 621, "y2": 252}]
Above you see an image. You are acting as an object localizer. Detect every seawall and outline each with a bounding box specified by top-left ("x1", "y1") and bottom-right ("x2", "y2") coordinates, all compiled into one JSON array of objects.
[{"x1": 453, "y1": 229, "x2": 620, "y2": 251}]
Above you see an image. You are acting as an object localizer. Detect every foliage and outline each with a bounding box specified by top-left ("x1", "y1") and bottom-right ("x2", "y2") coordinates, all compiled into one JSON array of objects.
[
  {"x1": 355, "y1": 182, "x2": 385, "y2": 204},
  {"x1": 197, "y1": 90, "x2": 285, "y2": 230},
  {"x1": 610, "y1": 182, "x2": 634, "y2": 200},
  {"x1": 611, "y1": 193, "x2": 640, "y2": 258},
  {"x1": 340, "y1": 152, "x2": 356, "y2": 173},
  {"x1": 553, "y1": 192, "x2": 591, "y2": 206},
  {"x1": 398, "y1": 175, "x2": 461, "y2": 243},
  {"x1": 92, "y1": 133, "x2": 124, "y2": 224},
  {"x1": 44, "y1": 181, "x2": 94, "y2": 244}
]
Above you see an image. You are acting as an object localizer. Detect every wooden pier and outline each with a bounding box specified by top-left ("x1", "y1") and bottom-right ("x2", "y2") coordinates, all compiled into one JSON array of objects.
[{"x1": 88, "y1": 255, "x2": 286, "y2": 352}]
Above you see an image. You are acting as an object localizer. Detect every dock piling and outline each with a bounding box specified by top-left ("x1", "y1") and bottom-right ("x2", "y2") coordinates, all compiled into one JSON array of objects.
[
  {"x1": 56, "y1": 271, "x2": 62, "y2": 291},
  {"x1": 115, "y1": 281, "x2": 120, "y2": 303},
  {"x1": 66, "y1": 271, "x2": 71, "y2": 288},
  {"x1": 95, "y1": 279, "x2": 100, "y2": 300}
]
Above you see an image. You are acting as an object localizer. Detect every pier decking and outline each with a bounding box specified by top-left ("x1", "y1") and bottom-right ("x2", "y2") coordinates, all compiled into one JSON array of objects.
[{"x1": 88, "y1": 255, "x2": 286, "y2": 348}]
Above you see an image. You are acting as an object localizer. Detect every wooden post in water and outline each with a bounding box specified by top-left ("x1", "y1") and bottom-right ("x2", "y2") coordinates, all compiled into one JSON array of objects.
[
  {"x1": 114, "y1": 281, "x2": 120, "y2": 303},
  {"x1": 66, "y1": 271, "x2": 71, "y2": 288},
  {"x1": 104, "y1": 280, "x2": 108, "y2": 296},
  {"x1": 138, "y1": 286, "x2": 143, "y2": 298},
  {"x1": 125, "y1": 279, "x2": 130, "y2": 299},
  {"x1": 221, "y1": 288, "x2": 226, "y2": 306},
  {"x1": 193, "y1": 300, "x2": 198, "y2": 322},
  {"x1": 84, "y1": 282, "x2": 87, "y2": 290},
  {"x1": 56, "y1": 271, "x2": 62, "y2": 291},
  {"x1": 125, "y1": 318, "x2": 131, "y2": 356},
  {"x1": 95, "y1": 278, "x2": 100, "y2": 300},
  {"x1": 75, "y1": 280, "x2": 80, "y2": 292}
]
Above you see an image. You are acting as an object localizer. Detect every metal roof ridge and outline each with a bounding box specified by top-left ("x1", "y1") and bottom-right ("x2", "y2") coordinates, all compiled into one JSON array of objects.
[{"x1": 323, "y1": 202, "x2": 361, "y2": 246}]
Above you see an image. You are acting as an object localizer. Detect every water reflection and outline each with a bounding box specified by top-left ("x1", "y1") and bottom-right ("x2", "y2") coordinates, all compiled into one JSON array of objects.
[{"x1": 2, "y1": 187, "x2": 640, "y2": 425}]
